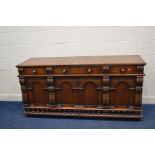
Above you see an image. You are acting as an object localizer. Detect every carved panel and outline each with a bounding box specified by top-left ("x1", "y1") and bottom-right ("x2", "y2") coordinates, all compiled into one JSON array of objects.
[
  {"x1": 55, "y1": 82, "x2": 73, "y2": 105},
  {"x1": 54, "y1": 77, "x2": 102, "y2": 107},
  {"x1": 83, "y1": 82, "x2": 98, "y2": 105},
  {"x1": 31, "y1": 82, "x2": 48, "y2": 104},
  {"x1": 111, "y1": 82, "x2": 130, "y2": 107},
  {"x1": 109, "y1": 77, "x2": 136, "y2": 107},
  {"x1": 27, "y1": 78, "x2": 49, "y2": 106}
]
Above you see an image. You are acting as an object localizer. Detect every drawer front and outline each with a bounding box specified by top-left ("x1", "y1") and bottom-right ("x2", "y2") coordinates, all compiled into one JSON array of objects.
[
  {"x1": 109, "y1": 66, "x2": 137, "y2": 74},
  {"x1": 53, "y1": 66, "x2": 102, "y2": 75},
  {"x1": 18, "y1": 66, "x2": 102, "y2": 75},
  {"x1": 18, "y1": 67, "x2": 49, "y2": 75}
]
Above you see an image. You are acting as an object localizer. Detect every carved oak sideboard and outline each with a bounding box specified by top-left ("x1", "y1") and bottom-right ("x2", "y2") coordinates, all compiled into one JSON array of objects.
[{"x1": 16, "y1": 55, "x2": 146, "y2": 119}]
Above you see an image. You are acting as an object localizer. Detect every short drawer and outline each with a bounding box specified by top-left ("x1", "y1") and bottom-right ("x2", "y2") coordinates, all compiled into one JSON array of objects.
[
  {"x1": 53, "y1": 66, "x2": 102, "y2": 75},
  {"x1": 109, "y1": 66, "x2": 137, "y2": 74},
  {"x1": 18, "y1": 67, "x2": 50, "y2": 75}
]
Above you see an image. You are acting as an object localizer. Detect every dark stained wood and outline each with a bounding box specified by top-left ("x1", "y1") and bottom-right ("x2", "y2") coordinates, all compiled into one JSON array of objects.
[
  {"x1": 84, "y1": 82, "x2": 98, "y2": 105},
  {"x1": 109, "y1": 77, "x2": 136, "y2": 108},
  {"x1": 16, "y1": 55, "x2": 146, "y2": 119},
  {"x1": 26, "y1": 78, "x2": 49, "y2": 106},
  {"x1": 55, "y1": 82, "x2": 73, "y2": 105}
]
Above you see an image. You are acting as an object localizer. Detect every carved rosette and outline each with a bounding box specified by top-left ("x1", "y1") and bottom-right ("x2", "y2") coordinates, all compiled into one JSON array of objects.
[
  {"x1": 19, "y1": 77, "x2": 28, "y2": 107},
  {"x1": 135, "y1": 76, "x2": 143, "y2": 108},
  {"x1": 46, "y1": 77, "x2": 56, "y2": 106},
  {"x1": 102, "y1": 76, "x2": 110, "y2": 107}
]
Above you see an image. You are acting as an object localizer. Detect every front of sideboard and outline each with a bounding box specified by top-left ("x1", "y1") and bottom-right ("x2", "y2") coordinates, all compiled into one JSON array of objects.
[{"x1": 16, "y1": 56, "x2": 146, "y2": 119}]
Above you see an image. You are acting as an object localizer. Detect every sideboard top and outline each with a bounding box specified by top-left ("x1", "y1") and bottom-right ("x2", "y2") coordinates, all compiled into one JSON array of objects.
[{"x1": 16, "y1": 55, "x2": 146, "y2": 67}]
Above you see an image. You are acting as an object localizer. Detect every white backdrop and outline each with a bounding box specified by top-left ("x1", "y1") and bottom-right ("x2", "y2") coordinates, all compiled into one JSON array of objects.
[{"x1": 0, "y1": 26, "x2": 154, "y2": 103}]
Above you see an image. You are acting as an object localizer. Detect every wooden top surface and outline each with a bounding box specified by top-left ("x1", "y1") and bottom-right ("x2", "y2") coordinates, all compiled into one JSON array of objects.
[{"x1": 16, "y1": 55, "x2": 146, "y2": 67}]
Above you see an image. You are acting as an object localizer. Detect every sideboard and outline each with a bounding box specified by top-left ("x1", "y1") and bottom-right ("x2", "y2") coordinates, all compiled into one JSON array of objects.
[{"x1": 16, "y1": 55, "x2": 146, "y2": 119}]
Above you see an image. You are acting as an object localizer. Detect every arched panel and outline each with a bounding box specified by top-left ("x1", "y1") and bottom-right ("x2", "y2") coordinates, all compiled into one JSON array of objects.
[
  {"x1": 32, "y1": 82, "x2": 48, "y2": 105},
  {"x1": 111, "y1": 82, "x2": 130, "y2": 107},
  {"x1": 56, "y1": 82, "x2": 73, "y2": 105},
  {"x1": 83, "y1": 82, "x2": 98, "y2": 105}
]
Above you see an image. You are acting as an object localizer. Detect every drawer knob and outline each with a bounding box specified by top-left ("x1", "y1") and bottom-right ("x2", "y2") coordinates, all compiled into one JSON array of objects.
[
  {"x1": 62, "y1": 68, "x2": 67, "y2": 73},
  {"x1": 87, "y1": 68, "x2": 92, "y2": 73},
  {"x1": 32, "y1": 70, "x2": 37, "y2": 74},
  {"x1": 121, "y1": 68, "x2": 126, "y2": 73}
]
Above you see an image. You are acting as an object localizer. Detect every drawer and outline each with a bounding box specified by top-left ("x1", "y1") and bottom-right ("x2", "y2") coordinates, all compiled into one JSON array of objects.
[
  {"x1": 18, "y1": 67, "x2": 50, "y2": 75},
  {"x1": 109, "y1": 66, "x2": 137, "y2": 74},
  {"x1": 53, "y1": 66, "x2": 102, "y2": 75}
]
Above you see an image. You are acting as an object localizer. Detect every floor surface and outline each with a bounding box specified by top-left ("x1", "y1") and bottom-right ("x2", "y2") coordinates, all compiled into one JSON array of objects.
[{"x1": 0, "y1": 102, "x2": 155, "y2": 129}]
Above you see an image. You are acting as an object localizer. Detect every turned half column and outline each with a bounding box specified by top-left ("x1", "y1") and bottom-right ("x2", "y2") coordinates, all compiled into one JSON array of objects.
[{"x1": 102, "y1": 66, "x2": 110, "y2": 108}]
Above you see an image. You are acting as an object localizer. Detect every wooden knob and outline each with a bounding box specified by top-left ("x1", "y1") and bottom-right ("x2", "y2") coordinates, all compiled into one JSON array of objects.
[
  {"x1": 87, "y1": 68, "x2": 92, "y2": 73},
  {"x1": 32, "y1": 70, "x2": 37, "y2": 74},
  {"x1": 121, "y1": 68, "x2": 126, "y2": 73},
  {"x1": 62, "y1": 68, "x2": 67, "y2": 73}
]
